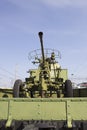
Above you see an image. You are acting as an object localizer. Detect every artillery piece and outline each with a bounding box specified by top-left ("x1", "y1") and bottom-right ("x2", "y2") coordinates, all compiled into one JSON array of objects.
[
  {"x1": 13, "y1": 32, "x2": 73, "y2": 98},
  {"x1": 1, "y1": 32, "x2": 87, "y2": 130}
]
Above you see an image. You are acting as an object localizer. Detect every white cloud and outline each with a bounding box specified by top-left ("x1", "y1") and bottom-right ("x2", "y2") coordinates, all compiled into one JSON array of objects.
[
  {"x1": 7, "y1": 0, "x2": 87, "y2": 9},
  {"x1": 7, "y1": 0, "x2": 87, "y2": 11},
  {"x1": 41, "y1": 0, "x2": 87, "y2": 8}
]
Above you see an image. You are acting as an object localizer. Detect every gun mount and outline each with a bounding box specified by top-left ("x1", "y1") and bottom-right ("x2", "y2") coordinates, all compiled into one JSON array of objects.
[
  {"x1": 1, "y1": 32, "x2": 87, "y2": 130},
  {"x1": 13, "y1": 32, "x2": 73, "y2": 98}
]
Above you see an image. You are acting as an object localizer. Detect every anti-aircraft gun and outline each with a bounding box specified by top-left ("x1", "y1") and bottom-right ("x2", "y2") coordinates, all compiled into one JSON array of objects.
[
  {"x1": 13, "y1": 32, "x2": 73, "y2": 98},
  {"x1": 1, "y1": 32, "x2": 87, "y2": 130}
]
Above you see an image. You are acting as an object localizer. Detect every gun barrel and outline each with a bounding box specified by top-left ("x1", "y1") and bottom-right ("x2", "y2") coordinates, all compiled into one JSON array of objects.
[{"x1": 38, "y1": 32, "x2": 45, "y2": 63}]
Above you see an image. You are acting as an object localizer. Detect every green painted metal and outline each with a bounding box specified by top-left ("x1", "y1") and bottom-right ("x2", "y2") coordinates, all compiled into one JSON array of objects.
[
  {"x1": 13, "y1": 32, "x2": 73, "y2": 98},
  {"x1": 1, "y1": 32, "x2": 86, "y2": 129},
  {"x1": 0, "y1": 88, "x2": 13, "y2": 98},
  {"x1": 0, "y1": 98, "x2": 87, "y2": 127}
]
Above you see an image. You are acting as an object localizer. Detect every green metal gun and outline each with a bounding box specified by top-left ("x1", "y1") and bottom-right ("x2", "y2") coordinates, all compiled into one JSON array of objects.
[
  {"x1": 1, "y1": 32, "x2": 87, "y2": 130},
  {"x1": 13, "y1": 32, "x2": 73, "y2": 98}
]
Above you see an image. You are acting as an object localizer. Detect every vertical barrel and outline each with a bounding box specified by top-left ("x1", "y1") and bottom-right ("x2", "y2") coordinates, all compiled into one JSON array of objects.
[{"x1": 38, "y1": 32, "x2": 45, "y2": 63}]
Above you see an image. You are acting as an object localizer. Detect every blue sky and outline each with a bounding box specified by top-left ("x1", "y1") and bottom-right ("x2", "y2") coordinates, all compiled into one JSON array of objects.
[{"x1": 0, "y1": 0, "x2": 87, "y2": 87}]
